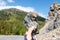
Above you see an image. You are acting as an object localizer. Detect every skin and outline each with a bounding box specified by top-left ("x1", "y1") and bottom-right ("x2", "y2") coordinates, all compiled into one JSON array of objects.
[{"x1": 26, "y1": 26, "x2": 35, "y2": 40}]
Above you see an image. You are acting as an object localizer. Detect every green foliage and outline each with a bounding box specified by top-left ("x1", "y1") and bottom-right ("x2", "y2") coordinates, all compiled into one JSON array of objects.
[
  {"x1": 0, "y1": 8, "x2": 45, "y2": 35},
  {"x1": 36, "y1": 16, "x2": 45, "y2": 29}
]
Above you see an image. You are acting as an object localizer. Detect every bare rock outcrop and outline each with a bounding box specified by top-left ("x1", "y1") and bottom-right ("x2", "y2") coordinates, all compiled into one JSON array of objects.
[{"x1": 36, "y1": 2, "x2": 60, "y2": 40}]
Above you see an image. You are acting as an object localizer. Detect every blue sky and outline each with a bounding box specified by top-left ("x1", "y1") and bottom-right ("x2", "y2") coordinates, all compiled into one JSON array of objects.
[{"x1": 0, "y1": 0, "x2": 60, "y2": 18}]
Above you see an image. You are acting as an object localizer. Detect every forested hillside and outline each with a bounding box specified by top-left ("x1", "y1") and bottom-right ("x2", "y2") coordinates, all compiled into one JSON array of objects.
[{"x1": 0, "y1": 8, "x2": 45, "y2": 35}]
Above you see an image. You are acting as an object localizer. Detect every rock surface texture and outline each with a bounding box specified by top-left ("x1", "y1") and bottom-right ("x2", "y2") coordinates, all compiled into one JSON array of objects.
[{"x1": 36, "y1": 3, "x2": 60, "y2": 40}]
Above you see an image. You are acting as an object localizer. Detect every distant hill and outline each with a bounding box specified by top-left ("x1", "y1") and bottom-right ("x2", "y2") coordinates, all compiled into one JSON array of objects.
[{"x1": 0, "y1": 8, "x2": 45, "y2": 35}]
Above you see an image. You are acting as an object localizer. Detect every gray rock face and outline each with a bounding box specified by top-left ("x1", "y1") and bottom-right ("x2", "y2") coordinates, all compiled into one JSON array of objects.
[
  {"x1": 23, "y1": 13, "x2": 38, "y2": 29},
  {"x1": 36, "y1": 3, "x2": 60, "y2": 40}
]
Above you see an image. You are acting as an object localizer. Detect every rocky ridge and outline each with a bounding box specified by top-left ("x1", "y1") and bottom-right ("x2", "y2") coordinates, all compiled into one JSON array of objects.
[{"x1": 37, "y1": 2, "x2": 60, "y2": 40}]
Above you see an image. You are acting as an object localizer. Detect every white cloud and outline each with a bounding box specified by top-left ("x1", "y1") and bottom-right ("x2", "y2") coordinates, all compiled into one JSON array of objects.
[
  {"x1": 38, "y1": 13, "x2": 47, "y2": 18},
  {"x1": 0, "y1": 0, "x2": 14, "y2": 6},
  {"x1": 0, "y1": 6, "x2": 35, "y2": 12},
  {"x1": 7, "y1": 0, "x2": 14, "y2": 3},
  {"x1": 0, "y1": 0, "x2": 47, "y2": 18},
  {"x1": 0, "y1": 6, "x2": 47, "y2": 18},
  {"x1": 0, "y1": 0, "x2": 6, "y2": 6}
]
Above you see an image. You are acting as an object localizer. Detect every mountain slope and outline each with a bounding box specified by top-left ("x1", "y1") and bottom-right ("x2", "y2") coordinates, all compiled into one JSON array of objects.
[{"x1": 0, "y1": 8, "x2": 45, "y2": 35}]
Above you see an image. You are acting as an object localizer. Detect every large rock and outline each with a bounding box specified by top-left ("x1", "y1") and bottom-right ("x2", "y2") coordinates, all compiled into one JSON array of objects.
[
  {"x1": 37, "y1": 27, "x2": 60, "y2": 40},
  {"x1": 36, "y1": 3, "x2": 60, "y2": 40}
]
